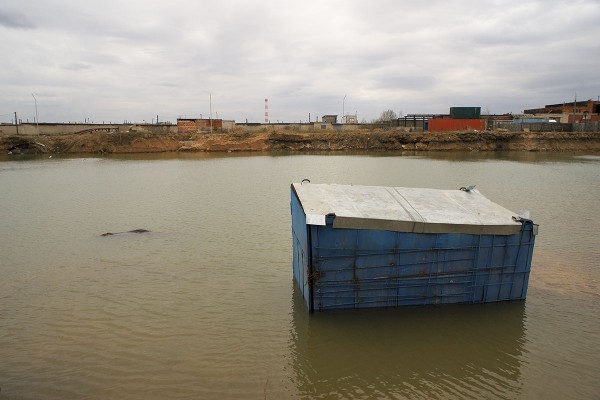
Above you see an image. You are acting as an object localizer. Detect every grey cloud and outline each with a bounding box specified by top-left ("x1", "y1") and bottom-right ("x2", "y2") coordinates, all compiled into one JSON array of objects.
[
  {"x1": 0, "y1": 10, "x2": 35, "y2": 28},
  {"x1": 61, "y1": 62, "x2": 92, "y2": 71},
  {"x1": 157, "y1": 81, "x2": 181, "y2": 88},
  {"x1": 1, "y1": 0, "x2": 598, "y2": 123},
  {"x1": 81, "y1": 52, "x2": 125, "y2": 66},
  {"x1": 373, "y1": 74, "x2": 437, "y2": 91}
]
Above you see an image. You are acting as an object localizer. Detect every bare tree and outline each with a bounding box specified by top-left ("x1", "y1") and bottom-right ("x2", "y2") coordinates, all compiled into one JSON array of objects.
[{"x1": 377, "y1": 109, "x2": 398, "y2": 122}]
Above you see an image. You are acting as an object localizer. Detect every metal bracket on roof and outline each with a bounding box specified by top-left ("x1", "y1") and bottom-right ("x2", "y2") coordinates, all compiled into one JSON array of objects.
[
  {"x1": 512, "y1": 210, "x2": 532, "y2": 224},
  {"x1": 512, "y1": 214, "x2": 538, "y2": 235},
  {"x1": 325, "y1": 213, "x2": 336, "y2": 225},
  {"x1": 460, "y1": 185, "x2": 477, "y2": 192}
]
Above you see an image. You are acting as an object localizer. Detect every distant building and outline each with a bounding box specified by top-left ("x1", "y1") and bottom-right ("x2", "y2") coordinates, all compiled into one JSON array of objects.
[
  {"x1": 315, "y1": 122, "x2": 333, "y2": 130},
  {"x1": 341, "y1": 115, "x2": 358, "y2": 124},
  {"x1": 524, "y1": 100, "x2": 600, "y2": 115},
  {"x1": 322, "y1": 115, "x2": 338, "y2": 124},
  {"x1": 523, "y1": 100, "x2": 600, "y2": 123},
  {"x1": 177, "y1": 118, "x2": 234, "y2": 133}
]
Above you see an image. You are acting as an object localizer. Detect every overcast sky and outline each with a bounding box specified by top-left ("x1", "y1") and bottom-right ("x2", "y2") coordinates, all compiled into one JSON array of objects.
[{"x1": 1, "y1": 0, "x2": 599, "y2": 124}]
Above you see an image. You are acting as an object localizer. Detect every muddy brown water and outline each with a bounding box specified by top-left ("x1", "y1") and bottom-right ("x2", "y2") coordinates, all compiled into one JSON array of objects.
[{"x1": 0, "y1": 151, "x2": 598, "y2": 399}]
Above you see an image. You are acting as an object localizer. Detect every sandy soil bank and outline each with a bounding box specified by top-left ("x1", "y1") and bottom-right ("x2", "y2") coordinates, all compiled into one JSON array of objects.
[{"x1": 2, "y1": 129, "x2": 600, "y2": 155}]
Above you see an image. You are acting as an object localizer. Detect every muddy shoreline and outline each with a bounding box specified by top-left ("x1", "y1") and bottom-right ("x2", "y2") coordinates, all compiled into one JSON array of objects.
[{"x1": 2, "y1": 130, "x2": 600, "y2": 155}]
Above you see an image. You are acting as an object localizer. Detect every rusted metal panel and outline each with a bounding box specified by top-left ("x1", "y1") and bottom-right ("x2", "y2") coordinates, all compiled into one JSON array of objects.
[{"x1": 428, "y1": 118, "x2": 485, "y2": 131}]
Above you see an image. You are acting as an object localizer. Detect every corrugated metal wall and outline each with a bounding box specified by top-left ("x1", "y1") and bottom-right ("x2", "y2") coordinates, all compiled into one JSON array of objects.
[
  {"x1": 494, "y1": 122, "x2": 572, "y2": 132},
  {"x1": 428, "y1": 118, "x2": 485, "y2": 131},
  {"x1": 308, "y1": 225, "x2": 535, "y2": 311},
  {"x1": 450, "y1": 107, "x2": 481, "y2": 119},
  {"x1": 291, "y1": 188, "x2": 536, "y2": 312}
]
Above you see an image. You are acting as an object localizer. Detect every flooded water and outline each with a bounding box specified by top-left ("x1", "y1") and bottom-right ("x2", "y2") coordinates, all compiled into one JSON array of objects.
[{"x1": 0, "y1": 151, "x2": 598, "y2": 399}]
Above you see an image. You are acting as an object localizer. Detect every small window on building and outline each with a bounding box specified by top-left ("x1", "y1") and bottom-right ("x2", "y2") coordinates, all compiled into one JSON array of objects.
[{"x1": 321, "y1": 124, "x2": 326, "y2": 129}]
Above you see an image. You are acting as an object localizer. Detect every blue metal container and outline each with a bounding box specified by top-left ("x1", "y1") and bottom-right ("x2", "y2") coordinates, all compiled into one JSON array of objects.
[{"x1": 291, "y1": 183, "x2": 537, "y2": 312}]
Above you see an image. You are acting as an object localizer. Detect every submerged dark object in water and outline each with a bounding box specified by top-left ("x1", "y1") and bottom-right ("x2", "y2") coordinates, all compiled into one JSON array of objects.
[{"x1": 101, "y1": 229, "x2": 150, "y2": 237}]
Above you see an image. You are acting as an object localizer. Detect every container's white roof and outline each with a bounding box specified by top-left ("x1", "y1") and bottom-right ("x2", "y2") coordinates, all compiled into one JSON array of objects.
[{"x1": 292, "y1": 182, "x2": 524, "y2": 235}]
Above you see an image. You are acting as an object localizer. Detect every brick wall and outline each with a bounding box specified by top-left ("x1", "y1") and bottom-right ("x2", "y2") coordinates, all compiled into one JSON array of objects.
[{"x1": 177, "y1": 119, "x2": 224, "y2": 132}]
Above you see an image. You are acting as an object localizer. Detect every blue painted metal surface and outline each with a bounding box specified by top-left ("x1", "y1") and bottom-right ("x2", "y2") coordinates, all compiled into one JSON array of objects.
[
  {"x1": 291, "y1": 185, "x2": 537, "y2": 312},
  {"x1": 513, "y1": 118, "x2": 554, "y2": 123}
]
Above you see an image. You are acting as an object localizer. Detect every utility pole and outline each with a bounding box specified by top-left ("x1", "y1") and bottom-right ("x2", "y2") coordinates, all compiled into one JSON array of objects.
[
  {"x1": 264, "y1": 98, "x2": 269, "y2": 123},
  {"x1": 14, "y1": 112, "x2": 19, "y2": 134},
  {"x1": 209, "y1": 92, "x2": 213, "y2": 134},
  {"x1": 32, "y1": 93, "x2": 39, "y2": 135},
  {"x1": 343, "y1": 94, "x2": 346, "y2": 123}
]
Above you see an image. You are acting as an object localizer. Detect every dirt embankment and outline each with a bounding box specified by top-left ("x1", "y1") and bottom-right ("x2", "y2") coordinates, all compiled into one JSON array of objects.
[{"x1": 2, "y1": 129, "x2": 600, "y2": 155}]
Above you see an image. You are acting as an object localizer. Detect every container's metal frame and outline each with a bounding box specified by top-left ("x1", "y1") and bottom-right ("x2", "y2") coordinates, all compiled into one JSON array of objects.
[{"x1": 291, "y1": 183, "x2": 537, "y2": 312}]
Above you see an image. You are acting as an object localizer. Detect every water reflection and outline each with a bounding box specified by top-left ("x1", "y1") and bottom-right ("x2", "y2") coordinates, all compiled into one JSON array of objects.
[
  {"x1": 2, "y1": 150, "x2": 595, "y2": 165},
  {"x1": 0, "y1": 152, "x2": 596, "y2": 399},
  {"x1": 289, "y1": 283, "x2": 526, "y2": 399}
]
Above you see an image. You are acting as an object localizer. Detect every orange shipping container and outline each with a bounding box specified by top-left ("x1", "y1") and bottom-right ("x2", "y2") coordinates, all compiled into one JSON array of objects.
[{"x1": 428, "y1": 118, "x2": 485, "y2": 131}]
